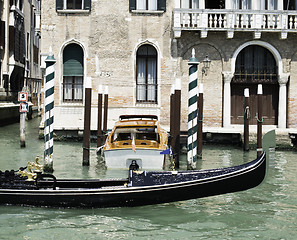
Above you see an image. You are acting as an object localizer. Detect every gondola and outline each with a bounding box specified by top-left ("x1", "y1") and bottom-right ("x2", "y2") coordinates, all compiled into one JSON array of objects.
[{"x1": 0, "y1": 152, "x2": 266, "y2": 208}]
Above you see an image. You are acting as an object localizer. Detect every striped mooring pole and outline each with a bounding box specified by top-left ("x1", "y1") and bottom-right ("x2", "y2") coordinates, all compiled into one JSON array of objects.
[
  {"x1": 187, "y1": 48, "x2": 199, "y2": 169},
  {"x1": 43, "y1": 48, "x2": 56, "y2": 173}
]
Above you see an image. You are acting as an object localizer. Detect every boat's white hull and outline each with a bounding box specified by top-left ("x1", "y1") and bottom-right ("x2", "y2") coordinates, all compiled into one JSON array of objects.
[{"x1": 103, "y1": 148, "x2": 165, "y2": 170}]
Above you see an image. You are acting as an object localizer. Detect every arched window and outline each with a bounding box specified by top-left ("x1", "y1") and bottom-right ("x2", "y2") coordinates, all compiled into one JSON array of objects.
[
  {"x1": 234, "y1": 45, "x2": 277, "y2": 83},
  {"x1": 231, "y1": 45, "x2": 278, "y2": 125},
  {"x1": 136, "y1": 44, "x2": 158, "y2": 103},
  {"x1": 63, "y1": 43, "x2": 83, "y2": 102}
]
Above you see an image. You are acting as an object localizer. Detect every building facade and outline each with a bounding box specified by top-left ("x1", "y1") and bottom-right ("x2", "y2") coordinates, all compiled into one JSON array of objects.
[
  {"x1": 40, "y1": 0, "x2": 297, "y2": 134},
  {"x1": 0, "y1": 0, "x2": 42, "y2": 124}
]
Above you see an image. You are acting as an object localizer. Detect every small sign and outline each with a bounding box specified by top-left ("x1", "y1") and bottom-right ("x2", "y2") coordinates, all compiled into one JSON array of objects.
[
  {"x1": 20, "y1": 102, "x2": 29, "y2": 113},
  {"x1": 18, "y1": 92, "x2": 28, "y2": 102}
]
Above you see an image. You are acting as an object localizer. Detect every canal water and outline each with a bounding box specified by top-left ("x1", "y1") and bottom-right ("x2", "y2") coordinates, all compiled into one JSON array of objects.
[{"x1": 0, "y1": 118, "x2": 297, "y2": 239}]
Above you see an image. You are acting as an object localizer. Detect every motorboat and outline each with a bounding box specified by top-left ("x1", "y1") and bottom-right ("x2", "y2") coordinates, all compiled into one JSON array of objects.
[{"x1": 102, "y1": 115, "x2": 170, "y2": 170}]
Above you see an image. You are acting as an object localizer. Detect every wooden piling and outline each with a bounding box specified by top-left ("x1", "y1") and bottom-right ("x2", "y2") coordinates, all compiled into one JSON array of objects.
[
  {"x1": 170, "y1": 85, "x2": 175, "y2": 145},
  {"x1": 257, "y1": 84, "x2": 263, "y2": 158},
  {"x1": 170, "y1": 79, "x2": 181, "y2": 168},
  {"x1": 97, "y1": 85, "x2": 103, "y2": 148},
  {"x1": 243, "y1": 88, "x2": 250, "y2": 151},
  {"x1": 82, "y1": 77, "x2": 92, "y2": 166},
  {"x1": 197, "y1": 83, "x2": 203, "y2": 158},
  {"x1": 20, "y1": 112, "x2": 26, "y2": 148},
  {"x1": 103, "y1": 87, "x2": 109, "y2": 143},
  {"x1": 173, "y1": 84, "x2": 181, "y2": 168}
]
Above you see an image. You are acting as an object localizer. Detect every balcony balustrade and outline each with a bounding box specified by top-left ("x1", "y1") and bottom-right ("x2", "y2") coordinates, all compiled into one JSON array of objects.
[{"x1": 173, "y1": 9, "x2": 297, "y2": 39}]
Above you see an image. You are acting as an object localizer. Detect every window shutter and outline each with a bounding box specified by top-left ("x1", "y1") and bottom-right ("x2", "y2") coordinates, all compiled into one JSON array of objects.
[
  {"x1": 9, "y1": 26, "x2": 14, "y2": 52},
  {"x1": 129, "y1": 0, "x2": 136, "y2": 11},
  {"x1": 158, "y1": 0, "x2": 166, "y2": 11},
  {"x1": 0, "y1": 21, "x2": 5, "y2": 48},
  {"x1": 56, "y1": 0, "x2": 63, "y2": 10},
  {"x1": 84, "y1": 0, "x2": 91, "y2": 10}
]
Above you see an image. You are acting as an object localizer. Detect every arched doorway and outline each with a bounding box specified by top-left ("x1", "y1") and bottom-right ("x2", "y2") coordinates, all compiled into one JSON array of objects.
[{"x1": 231, "y1": 45, "x2": 279, "y2": 125}]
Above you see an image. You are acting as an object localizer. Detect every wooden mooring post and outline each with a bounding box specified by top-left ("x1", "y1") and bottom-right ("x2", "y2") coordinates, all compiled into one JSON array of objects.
[
  {"x1": 20, "y1": 112, "x2": 26, "y2": 148},
  {"x1": 170, "y1": 79, "x2": 181, "y2": 168},
  {"x1": 243, "y1": 88, "x2": 250, "y2": 151},
  {"x1": 103, "y1": 86, "x2": 109, "y2": 143},
  {"x1": 97, "y1": 85, "x2": 103, "y2": 149},
  {"x1": 82, "y1": 77, "x2": 92, "y2": 166},
  {"x1": 197, "y1": 83, "x2": 203, "y2": 158},
  {"x1": 18, "y1": 91, "x2": 28, "y2": 148},
  {"x1": 257, "y1": 84, "x2": 263, "y2": 158}
]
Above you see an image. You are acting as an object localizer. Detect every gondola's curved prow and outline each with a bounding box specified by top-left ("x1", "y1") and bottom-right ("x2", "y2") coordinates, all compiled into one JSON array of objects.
[{"x1": 127, "y1": 151, "x2": 267, "y2": 205}]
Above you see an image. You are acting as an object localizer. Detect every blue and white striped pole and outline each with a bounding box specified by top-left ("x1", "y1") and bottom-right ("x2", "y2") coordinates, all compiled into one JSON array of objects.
[
  {"x1": 187, "y1": 48, "x2": 199, "y2": 169},
  {"x1": 44, "y1": 47, "x2": 56, "y2": 173}
]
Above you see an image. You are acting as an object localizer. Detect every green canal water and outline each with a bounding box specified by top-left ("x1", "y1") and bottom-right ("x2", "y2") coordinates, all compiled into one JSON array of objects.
[{"x1": 0, "y1": 118, "x2": 297, "y2": 239}]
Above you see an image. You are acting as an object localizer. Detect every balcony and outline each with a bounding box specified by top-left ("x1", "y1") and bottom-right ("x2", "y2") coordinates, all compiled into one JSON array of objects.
[{"x1": 173, "y1": 9, "x2": 297, "y2": 39}]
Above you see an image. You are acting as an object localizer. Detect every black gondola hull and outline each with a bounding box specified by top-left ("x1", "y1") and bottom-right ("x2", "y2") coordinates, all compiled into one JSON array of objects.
[{"x1": 0, "y1": 152, "x2": 266, "y2": 208}]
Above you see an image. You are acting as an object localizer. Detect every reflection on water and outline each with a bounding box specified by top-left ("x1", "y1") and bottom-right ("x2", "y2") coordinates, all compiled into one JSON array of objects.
[{"x1": 0, "y1": 118, "x2": 297, "y2": 239}]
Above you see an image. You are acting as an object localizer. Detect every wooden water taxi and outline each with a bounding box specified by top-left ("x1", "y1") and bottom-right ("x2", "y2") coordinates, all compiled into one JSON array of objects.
[{"x1": 102, "y1": 115, "x2": 170, "y2": 170}]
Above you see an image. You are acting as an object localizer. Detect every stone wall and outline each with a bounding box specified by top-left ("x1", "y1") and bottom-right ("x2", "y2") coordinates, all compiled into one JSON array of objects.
[{"x1": 41, "y1": 1, "x2": 297, "y2": 132}]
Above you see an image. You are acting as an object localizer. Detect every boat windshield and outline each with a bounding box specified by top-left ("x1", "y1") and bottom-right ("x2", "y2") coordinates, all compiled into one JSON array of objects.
[{"x1": 112, "y1": 127, "x2": 159, "y2": 143}]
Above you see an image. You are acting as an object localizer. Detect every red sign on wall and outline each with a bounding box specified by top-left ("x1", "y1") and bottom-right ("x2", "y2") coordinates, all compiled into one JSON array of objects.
[
  {"x1": 20, "y1": 102, "x2": 29, "y2": 113},
  {"x1": 18, "y1": 92, "x2": 28, "y2": 102}
]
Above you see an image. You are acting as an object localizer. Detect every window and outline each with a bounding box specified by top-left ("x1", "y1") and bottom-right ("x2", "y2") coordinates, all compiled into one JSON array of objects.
[
  {"x1": 284, "y1": 0, "x2": 297, "y2": 10},
  {"x1": 181, "y1": 0, "x2": 199, "y2": 8},
  {"x1": 234, "y1": 45, "x2": 277, "y2": 83},
  {"x1": 205, "y1": 0, "x2": 225, "y2": 9},
  {"x1": 136, "y1": 45, "x2": 158, "y2": 104},
  {"x1": 56, "y1": 0, "x2": 91, "y2": 11},
  {"x1": 233, "y1": 0, "x2": 251, "y2": 9},
  {"x1": 129, "y1": 0, "x2": 166, "y2": 11},
  {"x1": 137, "y1": 0, "x2": 157, "y2": 10},
  {"x1": 63, "y1": 44, "x2": 84, "y2": 102},
  {"x1": 67, "y1": 0, "x2": 82, "y2": 9},
  {"x1": 258, "y1": 0, "x2": 277, "y2": 10}
]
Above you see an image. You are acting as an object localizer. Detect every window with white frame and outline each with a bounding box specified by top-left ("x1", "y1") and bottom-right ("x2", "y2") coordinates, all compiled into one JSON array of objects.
[
  {"x1": 136, "y1": 45, "x2": 158, "y2": 104},
  {"x1": 129, "y1": 0, "x2": 166, "y2": 11},
  {"x1": 233, "y1": 0, "x2": 251, "y2": 9},
  {"x1": 181, "y1": 0, "x2": 199, "y2": 8},
  {"x1": 257, "y1": 0, "x2": 277, "y2": 10},
  {"x1": 56, "y1": 0, "x2": 91, "y2": 11},
  {"x1": 137, "y1": 0, "x2": 157, "y2": 10},
  {"x1": 62, "y1": 44, "x2": 84, "y2": 102}
]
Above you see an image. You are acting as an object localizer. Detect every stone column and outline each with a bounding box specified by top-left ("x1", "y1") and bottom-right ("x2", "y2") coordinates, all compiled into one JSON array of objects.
[
  {"x1": 278, "y1": 74, "x2": 289, "y2": 129},
  {"x1": 223, "y1": 71, "x2": 233, "y2": 128}
]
